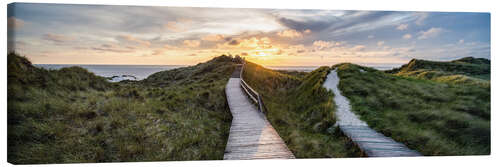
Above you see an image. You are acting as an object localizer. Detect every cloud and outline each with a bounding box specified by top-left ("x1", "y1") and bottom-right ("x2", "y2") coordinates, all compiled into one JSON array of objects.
[
  {"x1": 164, "y1": 19, "x2": 192, "y2": 32},
  {"x1": 42, "y1": 33, "x2": 75, "y2": 43},
  {"x1": 415, "y1": 12, "x2": 429, "y2": 25},
  {"x1": 312, "y1": 40, "x2": 343, "y2": 50},
  {"x1": 418, "y1": 27, "x2": 443, "y2": 39},
  {"x1": 217, "y1": 37, "x2": 273, "y2": 50},
  {"x1": 116, "y1": 35, "x2": 151, "y2": 47},
  {"x1": 276, "y1": 49, "x2": 283, "y2": 55},
  {"x1": 287, "y1": 44, "x2": 307, "y2": 54},
  {"x1": 276, "y1": 16, "x2": 335, "y2": 32},
  {"x1": 183, "y1": 40, "x2": 201, "y2": 47},
  {"x1": 274, "y1": 11, "x2": 412, "y2": 39},
  {"x1": 313, "y1": 40, "x2": 333, "y2": 50},
  {"x1": 92, "y1": 43, "x2": 134, "y2": 53},
  {"x1": 8, "y1": 17, "x2": 25, "y2": 29},
  {"x1": 8, "y1": 4, "x2": 491, "y2": 65},
  {"x1": 403, "y1": 34, "x2": 412, "y2": 39},
  {"x1": 277, "y1": 29, "x2": 304, "y2": 38},
  {"x1": 201, "y1": 34, "x2": 225, "y2": 41},
  {"x1": 151, "y1": 50, "x2": 164, "y2": 56},
  {"x1": 396, "y1": 24, "x2": 408, "y2": 30},
  {"x1": 351, "y1": 45, "x2": 366, "y2": 51},
  {"x1": 377, "y1": 41, "x2": 385, "y2": 46},
  {"x1": 228, "y1": 40, "x2": 240, "y2": 45},
  {"x1": 152, "y1": 44, "x2": 178, "y2": 55}
]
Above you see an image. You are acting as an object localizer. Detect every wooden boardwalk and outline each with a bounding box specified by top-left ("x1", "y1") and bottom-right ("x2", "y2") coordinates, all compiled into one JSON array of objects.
[
  {"x1": 223, "y1": 66, "x2": 295, "y2": 160},
  {"x1": 324, "y1": 69, "x2": 421, "y2": 157},
  {"x1": 340, "y1": 125, "x2": 421, "y2": 157}
]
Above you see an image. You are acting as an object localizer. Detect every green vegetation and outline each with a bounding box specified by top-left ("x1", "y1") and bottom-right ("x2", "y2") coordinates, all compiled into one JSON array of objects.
[
  {"x1": 8, "y1": 52, "x2": 236, "y2": 164},
  {"x1": 8, "y1": 50, "x2": 490, "y2": 162},
  {"x1": 334, "y1": 57, "x2": 490, "y2": 155},
  {"x1": 387, "y1": 57, "x2": 490, "y2": 85},
  {"x1": 242, "y1": 62, "x2": 362, "y2": 158}
]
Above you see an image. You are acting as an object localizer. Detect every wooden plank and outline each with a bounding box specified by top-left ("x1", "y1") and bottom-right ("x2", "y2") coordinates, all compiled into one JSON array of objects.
[
  {"x1": 224, "y1": 76, "x2": 295, "y2": 160},
  {"x1": 324, "y1": 70, "x2": 422, "y2": 157}
]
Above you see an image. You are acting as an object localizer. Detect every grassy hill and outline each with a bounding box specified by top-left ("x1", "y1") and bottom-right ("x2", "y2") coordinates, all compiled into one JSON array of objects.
[
  {"x1": 387, "y1": 57, "x2": 490, "y2": 86},
  {"x1": 335, "y1": 57, "x2": 490, "y2": 155},
  {"x1": 8, "y1": 52, "x2": 490, "y2": 162},
  {"x1": 242, "y1": 62, "x2": 362, "y2": 158},
  {"x1": 8, "y1": 53, "x2": 236, "y2": 164}
]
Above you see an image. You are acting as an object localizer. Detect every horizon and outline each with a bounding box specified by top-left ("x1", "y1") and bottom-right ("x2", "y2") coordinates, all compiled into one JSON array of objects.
[
  {"x1": 7, "y1": 3, "x2": 490, "y2": 66},
  {"x1": 30, "y1": 55, "x2": 486, "y2": 68}
]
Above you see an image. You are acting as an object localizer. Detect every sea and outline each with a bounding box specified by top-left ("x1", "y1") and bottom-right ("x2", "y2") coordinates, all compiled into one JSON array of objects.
[{"x1": 35, "y1": 64, "x2": 400, "y2": 82}]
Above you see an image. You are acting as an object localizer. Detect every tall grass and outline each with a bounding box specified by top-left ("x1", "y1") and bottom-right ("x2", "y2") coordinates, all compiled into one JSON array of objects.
[
  {"x1": 242, "y1": 62, "x2": 362, "y2": 158},
  {"x1": 387, "y1": 57, "x2": 490, "y2": 81},
  {"x1": 8, "y1": 53, "x2": 236, "y2": 164},
  {"x1": 334, "y1": 62, "x2": 490, "y2": 155}
]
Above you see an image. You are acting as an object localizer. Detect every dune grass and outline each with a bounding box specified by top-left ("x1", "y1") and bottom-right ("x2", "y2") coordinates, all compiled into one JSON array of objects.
[
  {"x1": 387, "y1": 57, "x2": 491, "y2": 83},
  {"x1": 8, "y1": 53, "x2": 236, "y2": 164},
  {"x1": 242, "y1": 61, "x2": 362, "y2": 158},
  {"x1": 334, "y1": 62, "x2": 490, "y2": 156}
]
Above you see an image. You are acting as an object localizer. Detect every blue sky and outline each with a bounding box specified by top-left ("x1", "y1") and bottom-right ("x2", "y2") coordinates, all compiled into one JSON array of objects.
[{"x1": 7, "y1": 3, "x2": 490, "y2": 66}]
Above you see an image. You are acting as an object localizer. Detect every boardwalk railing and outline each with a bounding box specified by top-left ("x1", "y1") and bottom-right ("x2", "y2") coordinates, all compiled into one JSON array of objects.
[{"x1": 239, "y1": 61, "x2": 267, "y2": 114}]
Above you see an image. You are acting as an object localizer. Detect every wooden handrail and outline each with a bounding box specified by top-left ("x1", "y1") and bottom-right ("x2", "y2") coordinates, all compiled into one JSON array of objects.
[{"x1": 239, "y1": 60, "x2": 267, "y2": 114}]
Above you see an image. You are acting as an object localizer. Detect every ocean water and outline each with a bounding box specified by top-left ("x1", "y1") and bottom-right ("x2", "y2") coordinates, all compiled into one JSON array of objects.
[{"x1": 35, "y1": 64, "x2": 400, "y2": 82}]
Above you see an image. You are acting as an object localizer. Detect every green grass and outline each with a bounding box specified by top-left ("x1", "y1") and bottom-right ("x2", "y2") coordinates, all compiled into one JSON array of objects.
[
  {"x1": 334, "y1": 62, "x2": 490, "y2": 156},
  {"x1": 8, "y1": 53, "x2": 236, "y2": 164},
  {"x1": 242, "y1": 62, "x2": 362, "y2": 158},
  {"x1": 387, "y1": 57, "x2": 491, "y2": 82},
  {"x1": 9, "y1": 51, "x2": 488, "y2": 162}
]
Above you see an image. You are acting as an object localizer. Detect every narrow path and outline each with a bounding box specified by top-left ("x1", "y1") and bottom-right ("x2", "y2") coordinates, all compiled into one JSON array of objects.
[
  {"x1": 223, "y1": 66, "x2": 295, "y2": 160},
  {"x1": 323, "y1": 69, "x2": 421, "y2": 157}
]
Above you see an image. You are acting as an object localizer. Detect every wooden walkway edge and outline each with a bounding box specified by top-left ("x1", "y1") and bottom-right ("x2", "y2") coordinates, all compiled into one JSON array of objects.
[
  {"x1": 323, "y1": 69, "x2": 421, "y2": 157},
  {"x1": 223, "y1": 65, "x2": 295, "y2": 160}
]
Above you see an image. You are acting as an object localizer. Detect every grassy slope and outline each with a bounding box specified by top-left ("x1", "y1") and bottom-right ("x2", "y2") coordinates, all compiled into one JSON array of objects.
[
  {"x1": 335, "y1": 59, "x2": 490, "y2": 155},
  {"x1": 8, "y1": 53, "x2": 235, "y2": 164},
  {"x1": 242, "y1": 62, "x2": 362, "y2": 158},
  {"x1": 387, "y1": 57, "x2": 490, "y2": 85}
]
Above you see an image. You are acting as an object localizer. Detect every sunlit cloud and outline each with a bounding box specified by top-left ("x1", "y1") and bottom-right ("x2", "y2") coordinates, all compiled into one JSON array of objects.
[
  {"x1": 164, "y1": 19, "x2": 192, "y2": 32},
  {"x1": 351, "y1": 45, "x2": 366, "y2": 51},
  {"x1": 116, "y1": 35, "x2": 151, "y2": 47},
  {"x1": 377, "y1": 41, "x2": 385, "y2": 46},
  {"x1": 403, "y1": 34, "x2": 413, "y2": 39},
  {"x1": 415, "y1": 12, "x2": 429, "y2": 25},
  {"x1": 201, "y1": 34, "x2": 225, "y2": 41},
  {"x1": 313, "y1": 40, "x2": 344, "y2": 50},
  {"x1": 183, "y1": 40, "x2": 201, "y2": 47},
  {"x1": 92, "y1": 43, "x2": 135, "y2": 53},
  {"x1": 276, "y1": 29, "x2": 309, "y2": 38},
  {"x1": 8, "y1": 17, "x2": 25, "y2": 29},
  {"x1": 418, "y1": 27, "x2": 443, "y2": 39},
  {"x1": 42, "y1": 33, "x2": 75, "y2": 43},
  {"x1": 7, "y1": 4, "x2": 490, "y2": 66},
  {"x1": 396, "y1": 24, "x2": 408, "y2": 30}
]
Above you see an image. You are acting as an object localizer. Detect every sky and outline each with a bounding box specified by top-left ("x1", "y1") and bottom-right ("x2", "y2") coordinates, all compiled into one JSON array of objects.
[{"x1": 7, "y1": 3, "x2": 490, "y2": 67}]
